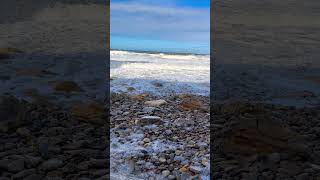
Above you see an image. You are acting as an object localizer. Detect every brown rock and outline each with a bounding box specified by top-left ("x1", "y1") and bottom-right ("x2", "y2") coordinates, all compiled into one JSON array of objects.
[
  {"x1": 16, "y1": 68, "x2": 56, "y2": 77},
  {"x1": 304, "y1": 76, "x2": 320, "y2": 84},
  {"x1": 50, "y1": 81, "x2": 82, "y2": 93},
  {"x1": 179, "y1": 99, "x2": 206, "y2": 111},
  {"x1": 130, "y1": 94, "x2": 146, "y2": 101},
  {"x1": 0, "y1": 47, "x2": 23, "y2": 60},
  {"x1": 223, "y1": 104, "x2": 306, "y2": 156},
  {"x1": 71, "y1": 101, "x2": 106, "y2": 125}
]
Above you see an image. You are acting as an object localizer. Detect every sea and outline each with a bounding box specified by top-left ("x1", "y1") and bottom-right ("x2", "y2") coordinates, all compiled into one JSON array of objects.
[{"x1": 110, "y1": 50, "x2": 210, "y2": 96}]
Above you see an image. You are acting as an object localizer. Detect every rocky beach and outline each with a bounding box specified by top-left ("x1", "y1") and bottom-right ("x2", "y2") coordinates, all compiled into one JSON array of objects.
[
  {"x1": 110, "y1": 93, "x2": 209, "y2": 179},
  {"x1": 212, "y1": 0, "x2": 320, "y2": 179},
  {"x1": 0, "y1": 1, "x2": 109, "y2": 179}
]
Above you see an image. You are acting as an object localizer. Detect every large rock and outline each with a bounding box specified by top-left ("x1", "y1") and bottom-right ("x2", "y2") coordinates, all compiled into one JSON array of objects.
[{"x1": 71, "y1": 101, "x2": 106, "y2": 125}]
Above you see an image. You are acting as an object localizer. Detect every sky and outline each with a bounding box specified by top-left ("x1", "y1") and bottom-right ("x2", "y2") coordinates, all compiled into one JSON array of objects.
[{"x1": 110, "y1": 0, "x2": 210, "y2": 54}]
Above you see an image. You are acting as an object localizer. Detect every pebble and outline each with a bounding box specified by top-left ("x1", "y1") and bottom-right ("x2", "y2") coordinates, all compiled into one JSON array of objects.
[
  {"x1": 189, "y1": 165, "x2": 202, "y2": 173},
  {"x1": 162, "y1": 170, "x2": 170, "y2": 177},
  {"x1": 40, "y1": 159, "x2": 63, "y2": 171},
  {"x1": 136, "y1": 116, "x2": 162, "y2": 125},
  {"x1": 8, "y1": 159, "x2": 25, "y2": 173},
  {"x1": 16, "y1": 127, "x2": 31, "y2": 137},
  {"x1": 159, "y1": 157, "x2": 167, "y2": 163}
]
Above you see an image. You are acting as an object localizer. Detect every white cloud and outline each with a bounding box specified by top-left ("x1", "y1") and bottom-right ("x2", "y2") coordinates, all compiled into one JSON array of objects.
[{"x1": 110, "y1": 1, "x2": 210, "y2": 43}]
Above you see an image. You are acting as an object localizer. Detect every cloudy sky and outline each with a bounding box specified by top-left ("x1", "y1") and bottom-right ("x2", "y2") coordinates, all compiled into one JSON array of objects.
[{"x1": 110, "y1": 0, "x2": 210, "y2": 54}]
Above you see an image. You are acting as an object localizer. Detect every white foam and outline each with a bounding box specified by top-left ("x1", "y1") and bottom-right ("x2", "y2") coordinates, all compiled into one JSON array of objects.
[{"x1": 111, "y1": 50, "x2": 210, "y2": 96}]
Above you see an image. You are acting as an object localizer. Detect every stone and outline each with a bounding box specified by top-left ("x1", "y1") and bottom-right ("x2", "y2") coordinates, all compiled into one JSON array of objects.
[
  {"x1": 24, "y1": 174, "x2": 43, "y2": 180},
  {"x1": 179, "y1": 99, "x2": 205, "y2": 111},
  {"x1": 40, "y1": 159, "x2": 63, "y2": 171},
  {"x1": 143, "y1": 107, "x2": 156, "y2": 114},
  {"x1": 0, "y1": 96, "x2": 29, "y2": 133},
  {"x1": 16, "y1": 127, "x2": 31, "y2": 137},
  {"x1": 179, "y1": 166, "x2": 188, "y2": 173},
  {"x1": 15, "y1": 68, "x2": 56, "y2": 77},
  {"x1": 143, "y1": 138, "x2": 151, "y2": 143},
  {"x1": 7, "y1": 159, "x2": 25, "y2": 173},
  {"x1": 0, "y1": 159, "x2": 9, "y2": 170},
  {"x1": 144, "y1": 100, "x2": 167, "y2": 107},
  {"x1": 165, "y1": 129, "x2": 172, "y2": 135},
  {"x1": 0, "y1": 47, "x2": 22, "y2": 60},
  {"x1": 296, "y1": 173, "x2": 309, "y2": 180},
  {"x1": 268, "y1": 153, "x2": 281, "y2": 163},
  {"x1": 135, "y1": 116, "x2": 162, "y2": 125},
  {"x1": 71, "y1": 101, "x2": 106, "y2": 125},
  {"x1": 89, "y1": 158, "x2": 108, "y2": 168},
  {"x1": 25, "y1": 156, "x2": 42, "y2": 168},
  {"x1": 12, "y1": 169, "x2": 36, "y2": 179},
  {"x1": 50, "y1": 80, "x2": 82, "y2": 93},
  {"x1": 162, "y1": 170, "x2": 170, "y2": 177},
  {"x1": 189, "y1": 166, "x2": 202, "y2": 173},
  {"x1": 159, "y1": 157, "x2": 167, "y2": 163}
]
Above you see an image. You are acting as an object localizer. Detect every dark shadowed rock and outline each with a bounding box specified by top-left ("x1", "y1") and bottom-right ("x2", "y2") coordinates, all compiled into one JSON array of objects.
[
  {"x1": 71, "y1": 101, "x2": 106, "y2": 125},
  {"x1": 0, "y1": 96, "x2": 29, "y2": 132}
]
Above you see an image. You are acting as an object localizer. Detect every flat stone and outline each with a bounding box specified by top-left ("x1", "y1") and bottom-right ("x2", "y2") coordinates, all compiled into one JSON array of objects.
[
  {"x1": 144, "y1": 100, "x2": 167, "y2": 107},
  {"x1": 135, "y1": 116, "x2": 162, "y2": 125}
]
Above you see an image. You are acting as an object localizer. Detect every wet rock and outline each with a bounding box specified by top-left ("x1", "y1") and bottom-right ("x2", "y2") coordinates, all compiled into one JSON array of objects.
[
  {"x1": 15, "y1": 68, "x2": 56, "y2": 77},
  {"x1": 162, "y1": 170, "x2": 170, "y2": 177},
  {"x1": 143, "y1": 107, "x2": 156, "y2": 114},
  {"x1": 16, "y1": 127, "x2": 31, "y2": 137},
  {"x1": 7, "y1": 159, "x2": 25, "y2": 173},
  {"x1": 296, "y1": 173, "x2": 309, "y2": 180},
  {"x1": 0, "y1": 96, "x2": 29, "y2": 132},
  {"x1": 50, "y1": 80, "x2": 82, "y2": 93},
  {"x1": 89, "y1": 158, "x2": 108, "y2": 168},
  {"x1": 189, "y1": 165, "x2": 202, "y2": 173},
  {"x1": 24, "y1": 156, "x2": 42, "y2": 168},
  {"x1": 135, "y1": 116, "x2": 162, "y2": 125},
  {"x1": 12, "y1": 169, "x2": 36, "y2": 179},
  {"x1": 40, "y1": 159, "x2": 63, "y2": 171},
  {"x1": 24, "y1": 174, "x2": 43, "y2": 180}
]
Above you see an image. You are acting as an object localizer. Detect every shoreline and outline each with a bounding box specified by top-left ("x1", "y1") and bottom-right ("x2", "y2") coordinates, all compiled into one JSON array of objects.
[{"x1": 110, "y1": 92, "x2": 210, "y2": 179}]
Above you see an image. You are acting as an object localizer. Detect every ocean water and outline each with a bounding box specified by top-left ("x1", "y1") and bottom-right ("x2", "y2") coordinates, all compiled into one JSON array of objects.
[{"x1": 110, "y1": 50, "x2": 210, "y2": 96}]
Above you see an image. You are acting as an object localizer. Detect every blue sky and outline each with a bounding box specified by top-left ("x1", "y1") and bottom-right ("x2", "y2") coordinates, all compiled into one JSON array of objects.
[{"x1": 111, "y1": 0, "x2": 210, "y2": 54}]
